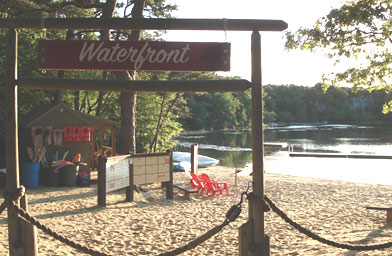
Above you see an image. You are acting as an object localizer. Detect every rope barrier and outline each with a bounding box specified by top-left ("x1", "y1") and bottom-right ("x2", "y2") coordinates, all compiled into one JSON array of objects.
[
  {"x1": 158, "y1": 223, "x2": 227, "y2": 256},
  {"x1": 2, "y1": 187, "x2": 109, "y2": 256},
  {"x1": 0, "y1": 201, "x2": 7, "y2": 216},
  {"x1": 159, "y1": 186, "x2": 251, "y2": 256},
  {"x1": 10, "y1": 203, "x2": 110, "y2": 256},
  {"x1": 3, "y1": 185, "x2": 392, "y2": 255},
  {"x1": 264, "y1": 195, "x2": 392, "y2": 251},
  {"x1": 0, "y1": 185, "x2": 248, "y2": 256}
]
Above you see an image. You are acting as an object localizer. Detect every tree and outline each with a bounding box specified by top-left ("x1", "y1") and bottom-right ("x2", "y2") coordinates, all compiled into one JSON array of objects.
[
  {"x1": 0, "y1": 0, "x2": 179, "y2": 157},
  {"x1": 285, "y1": 0, "x2": 392, "y2": 110}
]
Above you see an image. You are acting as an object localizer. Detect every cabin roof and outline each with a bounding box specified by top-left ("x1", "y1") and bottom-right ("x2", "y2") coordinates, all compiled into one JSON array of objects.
[{"x1": 24, "y1": 103, "x2": 120, "y2": 128}]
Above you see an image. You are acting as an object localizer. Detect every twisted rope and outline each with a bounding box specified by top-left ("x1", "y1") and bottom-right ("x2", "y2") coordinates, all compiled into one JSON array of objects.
[
  {"x1": 1, "y1": 185, "x2": 248, "y2": 256},
  {"x1": 10, "y1": 204, "x2": 110, "y2": 256},
  {"x1": 0, "y1": 201, "x2": 7, "y2": 216},
  {"x1": 7, "y1": 185, "x2": 388, "y2": 254},
  {"x1": 158, "y1": 222, "x2": 227, "y2": 256},
  {"x1": 264, "y1": 195, "x2": 392, "y2": 251},
  {"x1": 2, "y1": 187, "x2": 110, "y2": 256},
  {"x1": 1, "y1": 187, "x2": 25, "y2": 216},
  {"x1": 158, "y1": 187, "x2": 251, "y2": 256}
]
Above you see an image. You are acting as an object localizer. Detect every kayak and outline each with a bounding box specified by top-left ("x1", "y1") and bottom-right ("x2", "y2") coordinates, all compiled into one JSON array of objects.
[
  {"x1": 175, "y1": 162, "x2": 191, "y2": 171},
  {"x1": 173, "y1": 152, "x2": 219, "y2": 168}
]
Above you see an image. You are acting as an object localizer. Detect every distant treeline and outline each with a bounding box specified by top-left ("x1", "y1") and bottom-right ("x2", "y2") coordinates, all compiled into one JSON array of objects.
[{"x1": 179, "y1": 83, "x2": 392, "y2": 131}]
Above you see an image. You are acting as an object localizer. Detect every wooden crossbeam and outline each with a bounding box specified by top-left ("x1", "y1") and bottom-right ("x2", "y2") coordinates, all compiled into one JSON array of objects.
[
  {"x1": 17, "y1": 78, "x2": 251, "y2": 92},
  {"x1": 0, "y1": 18, "x2": 288, "y2": 31}
]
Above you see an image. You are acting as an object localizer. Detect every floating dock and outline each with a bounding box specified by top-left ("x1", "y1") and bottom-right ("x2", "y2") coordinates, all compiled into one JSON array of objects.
[
  {"x1": 289, "y1": 152, "x2": 392, "y2": 159},
  {"x1": 264, "y1": 142, "x2": 288, "y2": 148}
]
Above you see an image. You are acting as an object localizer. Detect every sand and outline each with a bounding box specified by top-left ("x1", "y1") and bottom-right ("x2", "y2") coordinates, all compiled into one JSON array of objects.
[{"x1": 2, "y1": 167, "x2": 392, "y2": 255}]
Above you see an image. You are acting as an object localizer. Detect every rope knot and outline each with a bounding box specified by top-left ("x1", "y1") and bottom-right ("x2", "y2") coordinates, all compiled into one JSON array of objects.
[
  {"x1": 2, "y1": 186, "x2": 25, "y2": 204},
  {"x1": 247, "y1": 192, "x2": 270, "y2": 212}
]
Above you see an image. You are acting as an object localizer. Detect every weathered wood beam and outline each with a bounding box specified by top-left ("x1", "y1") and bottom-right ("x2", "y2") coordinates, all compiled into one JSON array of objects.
[
  {"x1": 17, "y1": 78, "x2": 251, "y2": 92},
  {"x1": 250, "y1": 30, "x2": 267, "y2": 254},
  {"x1": 0, "y1": 18, "x2": 287, "y2": 31},
  {"x1": 5, "y1": 28, "x2": 24, "y2": 256}
]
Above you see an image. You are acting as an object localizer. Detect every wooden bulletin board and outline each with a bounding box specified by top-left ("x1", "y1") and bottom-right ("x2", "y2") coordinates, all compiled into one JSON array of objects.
[{"x1": 98, "y1": 151, "x2": 173, "y2": 207}]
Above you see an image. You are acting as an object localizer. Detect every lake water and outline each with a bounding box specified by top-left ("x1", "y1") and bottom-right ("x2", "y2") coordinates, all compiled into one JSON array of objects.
[{"x1": 175, "y1": 124, "x2": 392, "y2": 185}]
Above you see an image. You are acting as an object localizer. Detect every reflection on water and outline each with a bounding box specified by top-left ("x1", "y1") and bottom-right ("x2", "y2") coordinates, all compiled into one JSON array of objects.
[
  {"x1": 177, "y1": 141, "x2": 251, "y2": 152},
  {"x1": 175, "y1": 124, "x2": 392, "y2": 169}
]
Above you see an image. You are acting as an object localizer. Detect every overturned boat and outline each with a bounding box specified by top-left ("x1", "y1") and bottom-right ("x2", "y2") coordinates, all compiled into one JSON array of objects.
[{"x1": 173, "y1": 152, "x2": 219, "y2": 169}]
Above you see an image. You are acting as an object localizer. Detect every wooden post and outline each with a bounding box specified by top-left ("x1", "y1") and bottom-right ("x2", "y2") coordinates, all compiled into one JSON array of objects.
[
  {"x1": 126, "y1": 157, "x2": 134, "y2": 202},
  {"x1": 97, "y1": 155, "x2": 107, "y2": 207},
  {"x1": 100, "y1": 127, "x2": 105, "y2": 155},
  {"x1": 249, "y1": 30, "x2": 268, "y2": 255},
  {"x1": 239, "y1": 220, "x2": 253, "y2": 255},
  {"x1": 20, "y1": 194, "x2": 38, "y2": 256},
  {"x1": 5, "y1": 28, "x2": 23, "y2": 256},
  {"x1": 110, "y1": 126, "x2": 116, "y2": 156},
  {"x1": 90, "y1": 127, "x2": 95, "y2": 170},
  {"x1": 166, "y1": 150, "x2": 174, "y2": 199},
  {"x1": 191, "y1": 143, "x2": 198, "y2": 174},
  {"x1": 235, "y1": 169, "x2": 238, "y2": 186},
  {"x1": 387, "y1": 210, "x2": 392, "y2": 223}
]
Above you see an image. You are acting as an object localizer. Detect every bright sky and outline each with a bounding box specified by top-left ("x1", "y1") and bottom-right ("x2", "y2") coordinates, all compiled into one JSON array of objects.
[{"x1": 164, "y1": 0, "x2": 346, "y2": 86}]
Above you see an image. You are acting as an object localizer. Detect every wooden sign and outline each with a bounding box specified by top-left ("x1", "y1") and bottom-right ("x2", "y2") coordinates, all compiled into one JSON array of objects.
[
  {"x1": 106, "y1": 156, "x2": 131, "y2": 193},
  {"x1": 38, "y1": 40, "x2": 230, "y2": 71},
  {"x1": 133, "y1": 155, "x2": 170, "y2": 185}
]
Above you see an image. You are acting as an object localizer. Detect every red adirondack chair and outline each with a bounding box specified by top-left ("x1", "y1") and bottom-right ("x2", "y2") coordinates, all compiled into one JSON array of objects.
[
  {"x1": 187, "y1": 171, "x2": 207, "y2": 194},
  {"x1": 184, "y1": 170, "x2": 199, "y2": 188},
  {"x1": 200, "y1": 173, "x2": 229, "y2": 196}
]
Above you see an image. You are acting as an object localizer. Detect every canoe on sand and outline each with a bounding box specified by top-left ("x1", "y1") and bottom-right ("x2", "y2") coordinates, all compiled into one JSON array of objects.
[{"x1": 173, "y1": 152, "x2": 219, "y2": 169}]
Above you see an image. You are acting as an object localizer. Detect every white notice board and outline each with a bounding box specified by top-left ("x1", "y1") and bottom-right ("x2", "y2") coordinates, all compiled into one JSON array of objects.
[{"x1": 106, "y1": 156, "x2": 131, "y2": 193}]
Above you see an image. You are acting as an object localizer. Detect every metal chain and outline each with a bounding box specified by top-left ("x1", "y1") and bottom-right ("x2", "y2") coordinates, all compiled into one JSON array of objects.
[{"x1": 264, "y1": 195, "x2": 392, "y2": 251}]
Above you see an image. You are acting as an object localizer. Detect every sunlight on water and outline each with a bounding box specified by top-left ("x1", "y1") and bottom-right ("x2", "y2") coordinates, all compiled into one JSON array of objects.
[
  {"x1": 177, "y1": 141, "x2": 252, "y2": 151},
  {"x1": 177, "y1": 124, "x2": 392, "y2": 184},
  {"x1": 265, "y1": 152, "x2": 392, "y2": 186},
  {"x1": 267, "y1": 124, "x2": 369, "y2": 131},
  {"x1": 290, "y1": 141, "x2": 392, "y2": 155}
]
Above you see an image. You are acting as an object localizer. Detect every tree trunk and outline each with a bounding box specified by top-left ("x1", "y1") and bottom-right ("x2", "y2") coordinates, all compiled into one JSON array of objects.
[
  {"x1": 100, "y1": 0, "x2": 145, "y2": 155},
  {"x1": 95, "y1": 72, "x2": 107, "y2": 116},
  {"x1": 149, "y1": 93, "x2": 180, "y2": 152},
  {"x1": 119, "y1": 0, "x2": 145, "y2": 154},
  {"x1": 74, "y1": 90, "x2": 80, "y2": 110}
]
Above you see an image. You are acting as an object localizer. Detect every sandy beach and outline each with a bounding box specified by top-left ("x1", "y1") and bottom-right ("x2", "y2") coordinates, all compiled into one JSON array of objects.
[{"x1": 2, "y1": 167, "x2": 392, "y2": 255}]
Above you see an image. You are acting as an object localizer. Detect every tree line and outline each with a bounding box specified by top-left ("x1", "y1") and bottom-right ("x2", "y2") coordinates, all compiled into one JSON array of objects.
[
  {"x1": 180, "y1": 83, "x2": 392, "y2": 131},
  {"x1": 1, "y1": 0, "x2": 392, "y2": 169}
]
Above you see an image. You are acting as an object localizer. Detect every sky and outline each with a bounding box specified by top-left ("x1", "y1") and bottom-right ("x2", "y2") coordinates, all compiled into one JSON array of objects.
[{"x1": 164, "y1": 0, "x2": 346, "y2": 87}]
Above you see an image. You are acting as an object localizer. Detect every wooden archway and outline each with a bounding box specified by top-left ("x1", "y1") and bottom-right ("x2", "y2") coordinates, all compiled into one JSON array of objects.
[{"x1": 1, "y1": 18, "x2": 287, "y2": 256}]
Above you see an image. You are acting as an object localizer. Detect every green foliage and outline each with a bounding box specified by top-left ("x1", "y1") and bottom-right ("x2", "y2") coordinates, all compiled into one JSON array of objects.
[
  {"x1": 135, "y1": 92, "x2": 183, "y2": 152},
  {"x1": 285, "y1": 0, "x2": 392, "y2": 94},
  {"x1": 263, "y1": 84, "x2": 392, "y2": 124},
  {"x1": 180, "y1": 90, "x2": 251, "y2": 131},
  {"x1": 0, "y1": 0, "x2": 184, "y2": 157}
]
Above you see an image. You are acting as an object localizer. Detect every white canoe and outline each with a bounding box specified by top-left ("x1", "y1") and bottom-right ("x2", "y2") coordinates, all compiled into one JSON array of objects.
[{"x1": 173, "y1": 152, "x2": 219, "y2": 168}]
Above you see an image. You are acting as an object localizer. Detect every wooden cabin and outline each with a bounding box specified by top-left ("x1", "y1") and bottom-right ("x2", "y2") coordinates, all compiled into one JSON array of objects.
[{"x1": 23, "y1": 103, "x2": 120, "y2": 174}]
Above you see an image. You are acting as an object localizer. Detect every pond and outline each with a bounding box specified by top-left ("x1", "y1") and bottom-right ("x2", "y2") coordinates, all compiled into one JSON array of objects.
[{"x1": 175, "y1": 124, "x2": 392, "y2": 185}]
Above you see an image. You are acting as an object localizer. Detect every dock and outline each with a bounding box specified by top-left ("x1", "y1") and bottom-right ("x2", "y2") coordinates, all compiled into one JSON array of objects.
[
  {"x1": 264, "y1": 142, "x2": 288, "y2": 148},
  {"x1": 289, "y1": 152, "x2": 392, "y2": 159}
]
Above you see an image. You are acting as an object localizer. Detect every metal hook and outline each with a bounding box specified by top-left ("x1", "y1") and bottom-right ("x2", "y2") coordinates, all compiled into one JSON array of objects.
[
  {"x1": 41, "y1": 16, "x2": 47, "y2": 39},
  {"x1": 223, "y1": 18, "x2": 228, "y2": 42}
]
